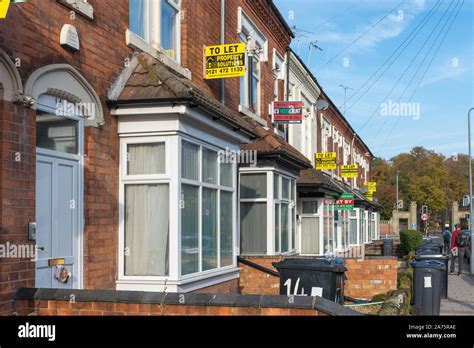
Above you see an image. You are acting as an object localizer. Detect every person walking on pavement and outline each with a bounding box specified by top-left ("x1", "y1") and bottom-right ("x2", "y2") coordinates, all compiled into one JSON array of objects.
[
  {"x1": 450, "y1": 224, "x2": 469, "y2": 275},
  {"x1": 442, "y1": 224, "x2": 452, "y2": 255}
]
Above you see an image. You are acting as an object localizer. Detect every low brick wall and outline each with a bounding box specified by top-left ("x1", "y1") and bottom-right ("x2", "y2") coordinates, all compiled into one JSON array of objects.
[
  {"x1": 192, "y1": 279, "x2": 239, "y2": 294},
  {"x1": 239, "y1": 256, "x2": 399, "y2": 300},
  {"x1": 345, "y1": 258, "x2": 398, "y2": 300},
  {"x1": 13, "y1": 288, "x2": 363, "y2": 316},
  {"x1": 238, "y1": 256, "x2": 282, "y2": 295}
]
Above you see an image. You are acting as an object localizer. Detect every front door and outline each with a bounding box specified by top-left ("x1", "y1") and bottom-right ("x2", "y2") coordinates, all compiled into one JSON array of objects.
[
  {"x1": 300, "y1": 200, "x2": 321, "y2": 255},
  {"x1": 35, "y1": 95, "x2": 83, "y2": 289}
]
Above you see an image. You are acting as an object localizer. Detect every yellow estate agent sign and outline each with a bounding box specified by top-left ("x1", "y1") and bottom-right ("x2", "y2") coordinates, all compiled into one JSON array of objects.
[
  {"x1": 0, "y1": 0, "x2": 11, "y2": 18},
  {"x1": 315, "y1": 152, "x2": 337, "y2": 170},
  {"x1": 341, "y1": 164, "x2": 359, "y2": 178},
  {"x1": 205, "y1": 43, "x2": 245, "y2": 79}
]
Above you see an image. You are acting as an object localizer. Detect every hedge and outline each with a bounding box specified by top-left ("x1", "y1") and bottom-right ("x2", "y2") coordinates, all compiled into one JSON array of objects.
[{"x1": 400, "y1": 229, "x2": 424, "y2": 256}]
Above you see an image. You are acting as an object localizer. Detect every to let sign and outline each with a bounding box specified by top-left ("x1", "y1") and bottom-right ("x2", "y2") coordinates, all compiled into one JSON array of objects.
[
  {"x1": 364, "y1": 181, "x2": 377, "y2": 193},
  {"x1": 205, "y1": 43, "x2": 245, "y2": 79},
  {"x1": 272, "y1": 101, "x2": 303, "y2": 124},
  {"x1": 315, "y1": 152, "x2": 337, "y2": 170},
  {"x1": 335, "y1": 193, "x2": 354, "y2": 211},
  {"x1": 341, "y1": 164, "x2": 359, "y2": 178}
]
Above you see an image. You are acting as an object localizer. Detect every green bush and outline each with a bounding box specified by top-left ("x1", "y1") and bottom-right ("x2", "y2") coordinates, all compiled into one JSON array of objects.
[{"x1": 399, "y1": 229, "x2": 423, "y2": 256}]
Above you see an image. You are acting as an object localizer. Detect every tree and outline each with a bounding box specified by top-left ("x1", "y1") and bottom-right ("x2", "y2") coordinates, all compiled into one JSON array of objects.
[{"x1": 372, "y1": 146, "x2": 465, "y2": 221}]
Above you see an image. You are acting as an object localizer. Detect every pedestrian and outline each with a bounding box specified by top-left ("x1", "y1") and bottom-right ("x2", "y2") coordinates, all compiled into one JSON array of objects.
[
  {"x1": 450, "y1": 224, "x2": 469, "y2": 275},
  {"x1": 442, "y1": 224, "x2": 452, "y2": 255}
]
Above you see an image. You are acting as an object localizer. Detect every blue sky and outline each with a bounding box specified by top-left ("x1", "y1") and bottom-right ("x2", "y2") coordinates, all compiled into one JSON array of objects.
[{"x1": 274, "y1": 0, "x2": 473, "y2": 160}]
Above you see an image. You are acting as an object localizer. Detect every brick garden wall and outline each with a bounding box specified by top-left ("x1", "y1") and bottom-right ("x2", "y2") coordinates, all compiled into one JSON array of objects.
[
  {"x1": 13, "y1": 288, "x2": 366, "y2": 316},
  {"x1": 191, "y1": 279, "x2": 239, "y2": 294},
  {"x1": 345, "y1": 258, "x2": 398, "y2": 300},
  {"x1": 239, "y1": 256, "x2": 398, "y2": 300}
]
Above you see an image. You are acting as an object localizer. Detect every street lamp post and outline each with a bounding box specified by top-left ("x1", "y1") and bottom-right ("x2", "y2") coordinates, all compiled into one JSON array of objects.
[
  {"x1": 396, "y1": 170, "x2": 400, "y2": 212},
  {"x1": 468, "y1": 108, "x2": 474, "y2": 274}
]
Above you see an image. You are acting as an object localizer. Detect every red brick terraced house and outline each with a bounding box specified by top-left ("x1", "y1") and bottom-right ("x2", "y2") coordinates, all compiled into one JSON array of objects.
[
  {"x1": 0, "y1": 0, "x2": 387, "y2": 316},
  {"x1": 0, "y1": 0, "x2": 314, "y2": 314}
]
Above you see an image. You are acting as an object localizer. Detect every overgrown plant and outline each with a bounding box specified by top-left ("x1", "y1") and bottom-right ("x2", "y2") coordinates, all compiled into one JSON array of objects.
[{"x1": 399, "y1": 229, "x2": 423, "y2": 256}]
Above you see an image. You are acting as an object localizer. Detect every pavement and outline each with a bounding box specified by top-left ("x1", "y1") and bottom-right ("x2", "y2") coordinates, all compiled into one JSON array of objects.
[{"x1": 440, "y1": 259, "x2": 474, "y2": 316}]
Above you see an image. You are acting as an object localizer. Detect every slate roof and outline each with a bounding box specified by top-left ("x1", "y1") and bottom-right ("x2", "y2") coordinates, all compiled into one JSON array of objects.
[{"x1": 109, "y1": 52, "x2": 257, "y2": 137}]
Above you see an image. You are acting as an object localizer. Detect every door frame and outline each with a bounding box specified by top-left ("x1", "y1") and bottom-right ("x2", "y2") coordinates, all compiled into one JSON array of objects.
[{"x1": 35, "y1": 95, "x2": 84, "y2": 289}]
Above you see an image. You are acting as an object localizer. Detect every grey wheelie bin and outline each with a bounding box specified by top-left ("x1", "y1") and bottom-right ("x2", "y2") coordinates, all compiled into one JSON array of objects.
[
  {"x1": 414, "y1": 252, "x2": 450, "y2": 299},
  {"x1": 410, "y1": 260, "x2": 446, "y2": 315},
  {"x1": 273, "y1": 258, "x2": 346, "y2": 304},
  {"x1": 382, "y1": 239, "x2": 393, "y2": 256}
]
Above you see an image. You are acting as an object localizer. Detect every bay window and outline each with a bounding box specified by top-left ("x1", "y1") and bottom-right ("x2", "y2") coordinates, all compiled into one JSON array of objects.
[
  {"x1": 240, "y1": 170, "x2": 296, "y2": 256},
  {"x1": 129, "y1": 0, "x2": 181, "y2": 61},
  {"x1": 119, "y1": 135, "x2": 238, "y2": 291}
]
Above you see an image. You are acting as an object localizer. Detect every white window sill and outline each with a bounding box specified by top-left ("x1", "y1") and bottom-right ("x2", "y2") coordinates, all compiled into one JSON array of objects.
[
  {"x1": 239, "y1": 104, "x2": 267, "y2": 126},
  {"x1": 116, "y1": 267, "x2": 240, "y2": 293},
  {"x1": 57, "y1": 0, "x2": 94, "y2": 20},
  {"x1": 126, "y1": 29, "x2": 191, "y2": 80}
]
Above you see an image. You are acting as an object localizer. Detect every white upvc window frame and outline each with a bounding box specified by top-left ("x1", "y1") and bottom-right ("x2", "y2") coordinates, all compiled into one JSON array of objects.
[
  {"x1": 239, "y1": 168, "x2": 297, "y2": 256},
  {"x1": 349, "y1": 208, "x2": 360, "y2": 246},
  {"x1": 179, "y1": 136, "x2": 237, "y2": 279},
  {"x1": 118, "y1": 134, "x2": 238, "y2": 286},
  {"x1": 237, "y1": 7, "x2": 268, "y2": 122},
  {"x1": 128, "y1": 0, "x2": 182, "y2": 64},
  {"x1": 371, "y1": 212, "x2": 379, "y2": 241},
  {"x1": 323, "y1": 199, "x2": 336, "y2": 254},
  {"x1": 118, "y1": 135, "x2": 173, "y2": 282}
]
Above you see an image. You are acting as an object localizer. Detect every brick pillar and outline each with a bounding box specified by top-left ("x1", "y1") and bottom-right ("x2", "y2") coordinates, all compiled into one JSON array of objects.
[
  {"x1": 451, "y1": 201, "x2": 459, "y2": 228},
  {"x1": 0, "y1": 100, "x2": 36, "y2": 315},
  {"x1": 409, "y1": 201, "x2": 417, "y2": 230},
  {"x1": 391, "y1": 212, "x2": 399, "y2": 235}
]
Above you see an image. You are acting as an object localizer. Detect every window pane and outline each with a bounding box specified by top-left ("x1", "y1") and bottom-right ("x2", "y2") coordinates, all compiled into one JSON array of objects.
[
  {"x1": 240, "y1": 202, "x2": 267, "y2": 254},
  {"x1": 220, "y1": 162, "x2": 233, "y2": 187},
  {"x1": 36, "y1": 110, "x2": 78, "y2": 154},
  {"x1": 291, "y1": 206, "x2": 295, "y2": 250},
  {"x1": 282, "y1": 177, "x2": 290, "y2": 199},
  {"x1": 275, "y1": 203, "x2": 280, "y2": 253},
  {"x1": 202, "y1": 149, "x2": 217, "y2": 184},
  {"x1": 303, "y1": 201, "x2": 318, "y2": 214},
  {"x1": 274, "y1": 173, "x2": 280, "y2": 199},
  {"x1": 292, "y1": 180, "x2": 296, "y2": 201},
  {"x1": 181, "y1": 185, "x2": 199, "y2": 275},
  {"x1": 350, "y1": 218, "x2": 357, "y2": 245},
  {"x1": 281, "y1": 204, "x2": 289, "y2": 253},
  {"x1": 220, "y1": 191, "x2": 233, "y2": 267},
  {"x1": 202, "y1": 188, "x2": 217, "y2": 271},
  {"x1": 125, "y1": 184, "x2": 169, "y2": 276},
  {"x1": 127, "y1": 143, "x2": 166, "y2": 175},
  {"x1": 182, "y1": 141, "x2": 199, "y2": 180},
  {"x1": 240, "y1": 173, "x2": 267, "y2": 199},
  {"x1": 161, "y1": 0, "x2": 177, "y2": 59},
  {"x1": 130, "y1": 0, "x2": 145, "y2": 39}
]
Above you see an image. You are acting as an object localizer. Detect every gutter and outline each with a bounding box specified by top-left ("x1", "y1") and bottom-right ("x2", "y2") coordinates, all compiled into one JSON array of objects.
[{"x1": 107, "y1": 97, "x2": 258, "y2": 139}]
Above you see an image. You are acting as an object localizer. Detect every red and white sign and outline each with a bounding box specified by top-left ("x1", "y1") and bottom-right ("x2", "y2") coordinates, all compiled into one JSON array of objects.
[
  {"x1": 271, "y1": 101, "x2": 303, "y2": 124},
  {"x1": 420, "y1": 213, "x2": 429, "y2": 221}
]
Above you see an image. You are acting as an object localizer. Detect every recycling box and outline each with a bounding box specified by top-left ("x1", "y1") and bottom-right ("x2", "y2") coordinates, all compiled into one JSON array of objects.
[
  {"x1": 273, "y1": 258, "x2": 347, "y2": 304},
  {"x1": 411, "y1": 260, "x2": 446, "y2": 315}
]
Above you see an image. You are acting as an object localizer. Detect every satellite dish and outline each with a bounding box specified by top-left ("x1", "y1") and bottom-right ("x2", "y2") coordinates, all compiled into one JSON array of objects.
[{"x1": 315, "y1": 99, "x2": 329, "y2": 111}]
